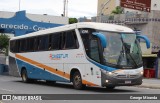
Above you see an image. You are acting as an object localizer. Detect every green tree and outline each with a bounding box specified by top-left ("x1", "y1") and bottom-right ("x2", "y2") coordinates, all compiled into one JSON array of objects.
[
  {"x1": 112, "y1": 6, "x2": 124, "y2": 14},
  {"x1": 0, "y1": 34, "x2": 10, "y2": 55},
  {"x1": 69, "y1": 18, "x2": 78, "y2": 24}
]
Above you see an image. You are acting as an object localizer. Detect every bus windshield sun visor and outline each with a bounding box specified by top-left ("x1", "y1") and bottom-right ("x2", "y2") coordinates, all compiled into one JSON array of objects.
[
  {"x1": 92, "y1": 32, "x2": 107, "y2": 48},
  {"x1": 136, "y1": 35, "x2": 150, "y2": 49}
]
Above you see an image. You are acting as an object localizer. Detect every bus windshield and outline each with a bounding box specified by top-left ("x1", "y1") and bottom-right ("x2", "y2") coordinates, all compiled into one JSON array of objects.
[{"x1": 100, "y1": 31, "x2": 143, "y2": 68}]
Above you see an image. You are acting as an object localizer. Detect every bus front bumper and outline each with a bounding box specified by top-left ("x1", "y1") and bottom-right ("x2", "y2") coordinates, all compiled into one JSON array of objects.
[{"x1": 101, "y1": 71, "x2": 143, "y2": 87}]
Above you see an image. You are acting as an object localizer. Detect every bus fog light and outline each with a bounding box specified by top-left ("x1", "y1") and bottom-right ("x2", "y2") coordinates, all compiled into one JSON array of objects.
[{"x1": 140, "y1": 71, "x2": 143, "y2": 75}]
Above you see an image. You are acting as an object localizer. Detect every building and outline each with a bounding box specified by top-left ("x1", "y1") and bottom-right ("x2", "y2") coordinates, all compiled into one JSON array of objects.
[
  {"x1": 97, "y1": 0, "x2": 160, "y2": 17},
  {"x1": 78, "y1": 17, "x2": 91, "y2": 22}
]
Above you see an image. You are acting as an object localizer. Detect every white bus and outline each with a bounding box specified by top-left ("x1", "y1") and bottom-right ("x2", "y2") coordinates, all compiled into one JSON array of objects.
[{"x1": 9, "y1": 22, "x2": 150, "y2": 89}]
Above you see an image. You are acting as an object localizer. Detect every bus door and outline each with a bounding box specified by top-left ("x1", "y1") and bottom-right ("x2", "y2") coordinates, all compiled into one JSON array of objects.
[{"x1": 80, "y1": 29, "x2": 102, "y2": 85}]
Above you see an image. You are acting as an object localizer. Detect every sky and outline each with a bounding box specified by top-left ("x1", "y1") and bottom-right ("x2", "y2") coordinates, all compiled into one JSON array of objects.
[{"x1": 0, "y1": 0, "x2": 97, "y2": 18}]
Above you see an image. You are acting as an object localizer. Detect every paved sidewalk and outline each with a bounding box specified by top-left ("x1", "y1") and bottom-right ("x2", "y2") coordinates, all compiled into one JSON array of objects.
[
  {"x1": 138, "y1": 78, "x2": 160, "y2": 89},
  {"x1": 0, "y1": 53, "x2": 6, "y2": 64}
]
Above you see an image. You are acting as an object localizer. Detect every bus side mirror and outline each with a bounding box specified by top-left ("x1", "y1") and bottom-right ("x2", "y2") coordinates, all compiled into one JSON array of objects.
[
  {"x1": 92, "y1": 32, "x2": 107, "y2": 48},
  {"x1": 137, "y1": 35, "x2": 150, "y2": 49}
]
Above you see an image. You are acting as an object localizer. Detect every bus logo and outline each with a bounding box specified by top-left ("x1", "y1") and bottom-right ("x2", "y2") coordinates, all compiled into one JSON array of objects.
[
  {"x1": 49, "y1": 54, "x2": 68, "y2": 60},
  {"x1": 2, "y1": 95, "x2": 11, "y2": 100}
]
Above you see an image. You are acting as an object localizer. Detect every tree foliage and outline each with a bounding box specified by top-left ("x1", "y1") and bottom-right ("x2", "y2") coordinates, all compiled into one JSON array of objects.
[
  {"x1": 112, "y1": 6, "x2": 124, "y2": 14},
  {"x1": 69, "y1": 18, "x2": 78, "y2": 24},
  {"x1": 0, "y1": 34, "x2": 10, "y2": 50}
]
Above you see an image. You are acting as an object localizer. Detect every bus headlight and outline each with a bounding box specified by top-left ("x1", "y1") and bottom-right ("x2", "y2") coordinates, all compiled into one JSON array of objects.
[
  {"x1": 140, "y1": 71, "x2": 143, "y2": 75},
  {"x1": 108, "y1": 72, "x2": 112, "y2": 75},
  {"x1": 100, "y1": 69, "x2": 113, "y2": 76},
  {"x1": 106, "y1": 80, "x2": 109, "y2": 83}
]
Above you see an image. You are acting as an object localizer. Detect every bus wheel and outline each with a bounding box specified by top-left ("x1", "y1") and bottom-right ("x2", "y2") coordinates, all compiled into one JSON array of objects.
[
  {"x1": 21, "y1": 69, "x2": 30, "y2": 83},
  {"x1": 106, "y1": 86, "x2": 115, "y2": 90},
  {"x1": 73, "y1": 71, "x2": 84, "y2": 89}
]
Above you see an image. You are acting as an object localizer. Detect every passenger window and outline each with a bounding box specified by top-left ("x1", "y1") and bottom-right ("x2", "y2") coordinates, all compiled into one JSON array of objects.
[
  {"x1": 27, "y1": 37, "x2": 35, "y2": 52},
  {"x1": 63, "y1": 31, "x2": 79, "y2": 49},
  {"x1": 34, "y1": 37, "x2": 39, "y2": 51},
  {"x1": 90, "y1": 38, "x2": 100, "y2": 63},
  {"x1": 20, "y1": 39, "x2": 27, "y2": 52},
  {"x1": 38, "y1": 36, "x2": 48, "y2": 51},
  {"x1": 10, "y1": 40, "x2": 16, "y2": 53},
  {"x1": 50, "y1": 33, "x2": 62, "y2": 50}
]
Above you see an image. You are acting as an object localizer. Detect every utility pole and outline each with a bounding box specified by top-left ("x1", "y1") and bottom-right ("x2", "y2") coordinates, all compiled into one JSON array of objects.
[
  {"x1": 63, "y1": 0, "x2": 68, "y2": 17},
  {"x1": 63, "y1": 0, "x2": 66, "y2": 17},
  {"x1": 66, "y1": 0, "x2": 68, "y2": 17},
  {"x1": 19, "y1": 0, "x2": 21, "y2": 11}
]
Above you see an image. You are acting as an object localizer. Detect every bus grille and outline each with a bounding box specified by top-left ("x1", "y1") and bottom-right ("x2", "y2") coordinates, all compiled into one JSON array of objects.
[{"x1": 116, "y1": 75, "x2": 137, "y2": 79}]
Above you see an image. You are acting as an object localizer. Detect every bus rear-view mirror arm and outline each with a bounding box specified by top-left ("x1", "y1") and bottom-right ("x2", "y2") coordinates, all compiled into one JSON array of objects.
[
  {"x1": 92, "y1": 32, "x2": 107, "y2": 48},
  {"x1": 136, "y1": 35, "x2": 150, "y2": 49}
]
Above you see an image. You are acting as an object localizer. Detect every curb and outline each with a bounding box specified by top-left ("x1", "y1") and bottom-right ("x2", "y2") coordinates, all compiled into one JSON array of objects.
[{"x1": 137, "y1": 83, "x2": 160, "y2": 89}]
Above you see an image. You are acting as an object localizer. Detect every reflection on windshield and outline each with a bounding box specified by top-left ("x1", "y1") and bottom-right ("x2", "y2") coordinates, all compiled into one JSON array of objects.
[{"x1": 100, "y1": 31, "x2": 142, "y2": 68}]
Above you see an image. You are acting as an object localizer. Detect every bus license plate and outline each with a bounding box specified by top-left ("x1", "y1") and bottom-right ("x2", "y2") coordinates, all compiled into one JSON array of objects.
[{"x1": 125, "y1": 81, "x2": 131, "y2": 84}]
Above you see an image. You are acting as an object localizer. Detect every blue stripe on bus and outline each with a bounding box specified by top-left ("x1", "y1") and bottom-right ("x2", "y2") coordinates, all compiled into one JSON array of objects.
[
  {"x1": 87, "y1": 58, "x2": 117, "y2": 72},
  {"x1": 16, "y1": 59, "x2": 69, "y2": 82}
]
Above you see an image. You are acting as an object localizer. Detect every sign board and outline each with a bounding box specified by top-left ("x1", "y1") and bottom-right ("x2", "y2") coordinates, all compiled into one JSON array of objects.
[
  {"x1": 120, "y1": 0, "x2": 151, "y2": 12},
  {"x1": 0, "y1": 11, "x2": 64, "y2": 36}
]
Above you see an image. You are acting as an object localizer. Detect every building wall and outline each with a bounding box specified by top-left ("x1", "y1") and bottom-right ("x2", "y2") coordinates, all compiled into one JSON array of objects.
[
  {"x1": 97, "y1": 0, "x2": 118, "y2": 16},
  {"x1": 0, "y1": 11, "x2": 68, "y2": 24},
  {"x1": 97, "y1": 0, "x2": 160, "y2": 16},
  {"x1": 126, "y1": 11, "x2": 160, "y2": 52},
  {"x1": 96, "y1": 10, "x2": 160, "y2": 53},
  {"x1": 97, "y1": 0, "x2": 160, "y2": 53},
  {"x1": 151, "y1": 0, "x2": 160, "y2": 11}
]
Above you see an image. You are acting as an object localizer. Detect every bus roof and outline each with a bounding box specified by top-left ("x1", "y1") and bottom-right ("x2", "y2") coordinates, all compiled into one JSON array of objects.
[{"x1": 10, "y1": 22, "x2": 134, "y2": 40}]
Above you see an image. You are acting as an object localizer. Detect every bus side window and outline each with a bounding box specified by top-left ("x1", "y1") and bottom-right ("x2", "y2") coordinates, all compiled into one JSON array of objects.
[
  {"x1": 16, "y1": 40, "x2": 20, "y2": 53},
  {"x1": 63, "y1": 30, "x2": 79, "y2": 49},
  {"x1": 19, "y1": 39, "x2": 27, "y2": 52},
  {"x1": 10, "y1": 40, "x2": 16, "y2": 53},
  {"x1": 81, "y1": 33, "x2": 90, "y2": 55},
  {"x1": 34, "y1": 37, "x2": 39, "y2": 51},
  {"x1": 89, "y1": 37, "x2": 100, "y2": 63},
  {"x1": 28, "y1": 37, "x2": 35, "y2": 52},
  {"x1": 52, "y1": 33, "x2": 62, "y2": 50},
  {"x1": 48, "y1": 35, "x2": 52, "y2": 50}
]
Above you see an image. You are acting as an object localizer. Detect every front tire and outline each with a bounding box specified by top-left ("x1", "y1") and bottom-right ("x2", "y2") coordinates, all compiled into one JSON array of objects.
[{"x1": 73, "y1": 71, "x2": 85, "y2": 89}]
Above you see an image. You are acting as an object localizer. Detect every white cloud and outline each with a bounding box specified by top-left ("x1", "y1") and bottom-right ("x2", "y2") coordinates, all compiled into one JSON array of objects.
[{"x1": 0, "y1": 0, "x2": 97, "y2": 18}]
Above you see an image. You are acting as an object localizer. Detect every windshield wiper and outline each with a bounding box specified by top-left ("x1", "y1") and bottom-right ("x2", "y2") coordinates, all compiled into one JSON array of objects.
[{"x1": 120, "y1": 36, "x2": 138, "y2": 67}]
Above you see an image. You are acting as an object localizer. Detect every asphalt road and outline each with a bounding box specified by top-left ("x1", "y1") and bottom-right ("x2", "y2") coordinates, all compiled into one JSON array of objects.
[{"x1": 0, "y1": 75, "x2": 160, "y2": 103}]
